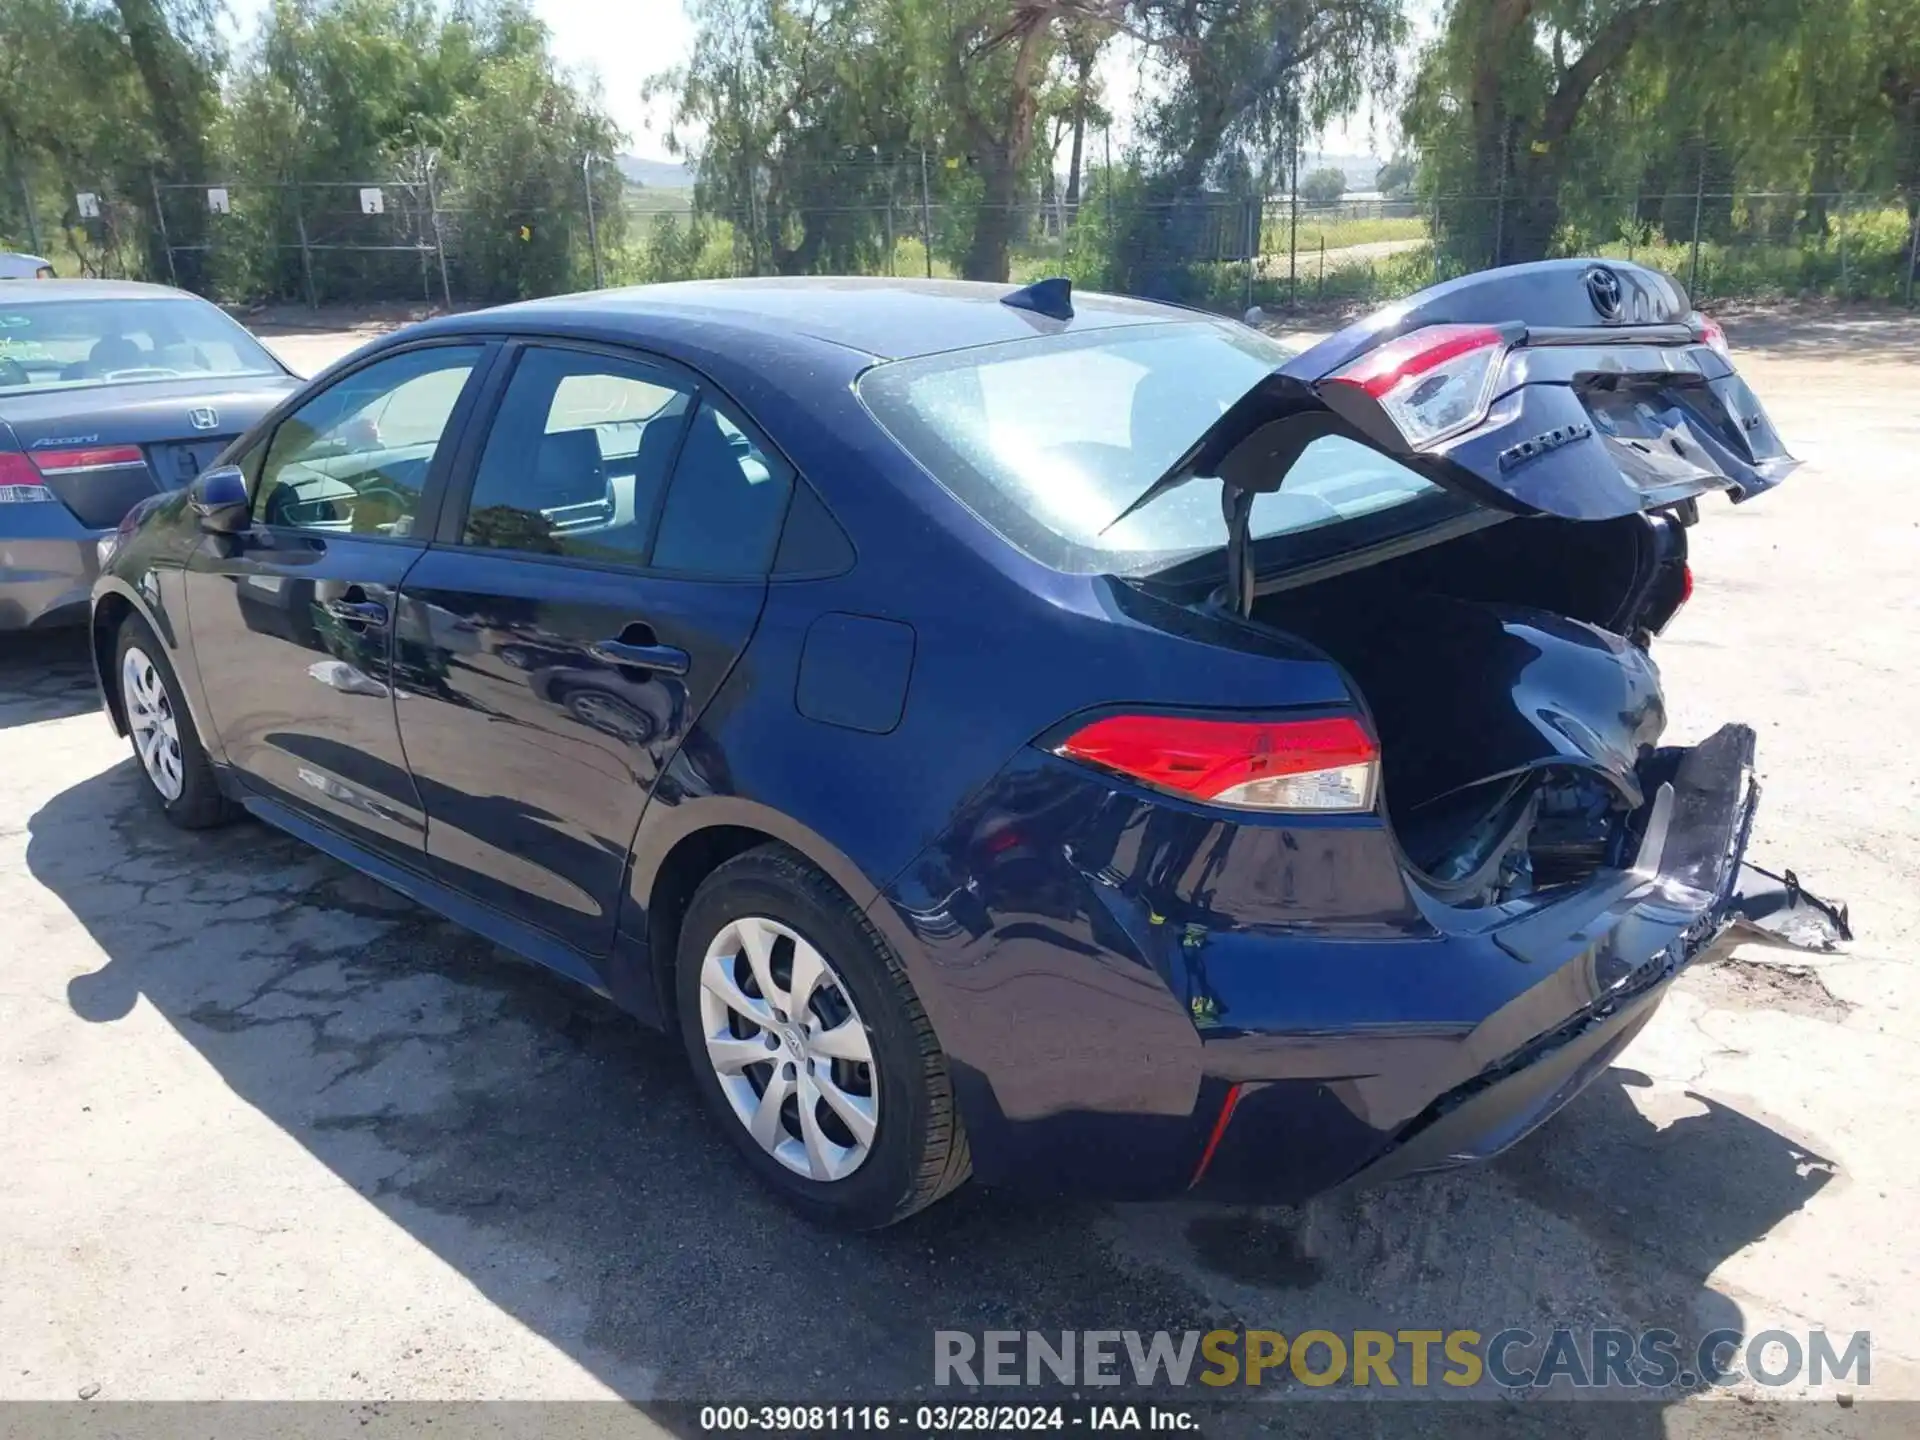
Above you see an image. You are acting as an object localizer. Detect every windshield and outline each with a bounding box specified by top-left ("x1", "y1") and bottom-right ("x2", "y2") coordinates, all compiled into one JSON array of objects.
[
  {"x1": 0, "y1": 297, "x2": 282, "y2": 395},
  {"x1": 857, "y1": 320, "x2": 1441, "y2": 575}
]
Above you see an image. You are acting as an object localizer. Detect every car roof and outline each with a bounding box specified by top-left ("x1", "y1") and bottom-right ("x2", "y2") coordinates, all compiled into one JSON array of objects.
[
  {"x1": 0, "y1": 277, "x2": 197, "y2": 302},
  {"x1": 471, "y1": 276, "x2": 1207, "y2": 361}
]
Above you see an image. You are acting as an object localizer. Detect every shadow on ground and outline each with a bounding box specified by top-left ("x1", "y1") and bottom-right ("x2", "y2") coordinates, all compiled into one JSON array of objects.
[
  {"x1": 21, "y1": 749, "x2": 1840, "y2": 1433},
  {"x1": 1722, "y1": 304, "x2": 1920, "y2": 364},
  {"x1": 1, "y1": 629, "x2": 99, "y2": 730}
]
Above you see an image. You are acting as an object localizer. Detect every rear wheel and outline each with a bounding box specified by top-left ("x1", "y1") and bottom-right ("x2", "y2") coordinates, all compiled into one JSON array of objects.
[
  {"x1": 675, "y1": 845, "x2": 970, "y2": 1228},
  {"x1": 114, "y1": 615, "x2": 236, "y2": 830}
]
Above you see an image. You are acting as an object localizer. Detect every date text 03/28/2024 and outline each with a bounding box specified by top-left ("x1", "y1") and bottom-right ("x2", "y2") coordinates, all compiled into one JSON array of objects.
[{"x1": 697, "y1": 1405, "x2": 1194, "y2": 1432}]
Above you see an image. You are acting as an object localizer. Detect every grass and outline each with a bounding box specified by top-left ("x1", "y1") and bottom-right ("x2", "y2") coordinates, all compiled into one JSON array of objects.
[
  {"x1": 1263, "y1": 212, "x2": 1428, "y2": 253},
  {"x1": 887, "y1": 235, "x2": 959, "y2": 279},
  {"x1": 621, "y1": 186, "x2": 696, "y2": 218},
  {"x1": 1586, "y1": 205, "x2": 1917, "y2": 303}
]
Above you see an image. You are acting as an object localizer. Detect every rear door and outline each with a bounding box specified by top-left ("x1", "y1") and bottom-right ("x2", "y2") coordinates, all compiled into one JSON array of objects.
[
  {"x1": 392, "y1": 340, "x2": 794, "y2": 956},
  {"x1": 184, "y1": 340, "x2": 493, "y2": 857}
]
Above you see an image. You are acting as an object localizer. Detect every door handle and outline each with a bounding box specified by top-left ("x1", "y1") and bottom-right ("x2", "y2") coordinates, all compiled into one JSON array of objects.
[
  {"x1": 589, "y1": 639, "x2": 691, "y2": 677},
  {"x1": 322, "y1": 597, "x2": 389, "y2": 627}
]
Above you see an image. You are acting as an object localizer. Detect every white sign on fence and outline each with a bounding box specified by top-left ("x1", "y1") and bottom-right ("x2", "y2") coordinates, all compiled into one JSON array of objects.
[
  {"x1": 75, "y1": 192, "x2": 99, "y2": 219},
  {"x1": 207, "y1": 187, "x2": 231, "y2": 215},
  {"x1": 359, "y1": 187, "x2": 385, "y2": 216}
]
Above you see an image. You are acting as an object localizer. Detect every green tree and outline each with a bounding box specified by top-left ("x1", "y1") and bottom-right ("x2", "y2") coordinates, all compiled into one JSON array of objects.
[
  {"x1": 1374, "y1": 154, "x2": 1415, "y2": 196},
  {"x1": 445, "y1": 45, "x2": 625, "y2": 299},
  {"x1": 1300, "y1": 165, "x2": 1346, "y2": 202},
  {"x1": 0, "y1": 0, "x2": 220, "y2": 273},
  {"x1": 1059, "y1": 20, "x2": 1107, "y2": 214},
  {"x1": 1129, "y1": 0, "x2": 1403, "y2": 197},
  {"x1": 215, "y1": 0, "x2": 620, "y2": 302},
  {"x1": 1401, "y1": 0, "x2": 1816, "y2": 267},
  {"x1": 656, "y1": 0, "x2": 924, "y2": 275}
]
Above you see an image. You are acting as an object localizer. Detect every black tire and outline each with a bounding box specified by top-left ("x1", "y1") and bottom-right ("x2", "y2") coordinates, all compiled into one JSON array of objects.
[
  {"x1": 113, "y1": 614, "x2": 237, "y2": 830},
  {"x1": 676, "y1": 844, "x2": 971, "y2": 1228}
]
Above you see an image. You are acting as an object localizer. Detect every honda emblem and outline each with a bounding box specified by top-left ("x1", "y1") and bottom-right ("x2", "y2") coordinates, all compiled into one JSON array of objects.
[{"x1": 188, "y1": 406, "x2": 219, "y2": 431}]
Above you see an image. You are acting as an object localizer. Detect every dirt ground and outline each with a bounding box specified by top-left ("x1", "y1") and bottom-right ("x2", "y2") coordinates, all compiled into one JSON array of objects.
[{"x1": 2, "y1": 304, "x2": 1917, "y2": 1429}]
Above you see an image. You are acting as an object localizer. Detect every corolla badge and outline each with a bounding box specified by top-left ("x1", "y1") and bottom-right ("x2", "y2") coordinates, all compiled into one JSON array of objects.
[
  {"x1": 1583, "y1": 265, "x2": 1625, "y2": 322},
  {"x1": 187, "y1": 406, "x2": 219, "y2": 431}
]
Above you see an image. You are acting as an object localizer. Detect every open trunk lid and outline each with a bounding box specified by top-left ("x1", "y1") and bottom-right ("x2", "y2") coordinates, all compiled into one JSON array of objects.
[{"x1": 1108, "y1": 259, "x2": 1796, "y2": 613}]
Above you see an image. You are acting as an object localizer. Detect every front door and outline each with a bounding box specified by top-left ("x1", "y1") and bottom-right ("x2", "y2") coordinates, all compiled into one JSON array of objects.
[
  {"x1": 185, "y1": 341, "x2": 491, "y2": 855},
  {"x1": 393, "y1": 341, "x2": 796, "y2": 956}
]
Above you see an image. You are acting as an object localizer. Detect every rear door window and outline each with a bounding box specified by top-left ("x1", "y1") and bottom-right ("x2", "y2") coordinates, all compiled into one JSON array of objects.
[
  {"x1": 458, "y1": 346, "x2": 693, "y2": 564},
  {"x1": 649, "y1": 402, "x2": 795, "y2": 576}
]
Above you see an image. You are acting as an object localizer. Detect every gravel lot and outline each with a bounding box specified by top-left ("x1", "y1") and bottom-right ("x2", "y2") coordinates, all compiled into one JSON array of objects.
[{"x1": 3, "y1": 310, "x2": 1916, "y2": 1426}]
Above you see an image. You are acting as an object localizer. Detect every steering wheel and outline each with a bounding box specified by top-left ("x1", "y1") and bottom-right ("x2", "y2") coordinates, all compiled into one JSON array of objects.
[
  {"x1": 345, "y1": 480, "x2": 417, "y2": 534},
  {"x1": 0, "y1": 357, "x2": 29, "y2": 388}
]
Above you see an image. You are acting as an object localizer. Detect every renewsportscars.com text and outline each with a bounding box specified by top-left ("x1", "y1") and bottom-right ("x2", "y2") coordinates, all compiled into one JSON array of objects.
[{"x1": 934, "y1": 1328, "x2": 1871, "y2": 1391}]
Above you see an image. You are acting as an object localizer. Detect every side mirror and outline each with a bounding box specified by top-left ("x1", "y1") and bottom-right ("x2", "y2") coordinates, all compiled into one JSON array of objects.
[{"x1": 190, "y1": 464, "x2": 250, "y2": 534}]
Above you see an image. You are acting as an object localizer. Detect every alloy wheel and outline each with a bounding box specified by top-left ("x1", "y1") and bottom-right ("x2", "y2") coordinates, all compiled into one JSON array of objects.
[
  {"x1": 696, "y1": 915, "x2": 879, "y2": 1182},
  {"x1": 122, "y1": 645, "x2": 184, "y2": 802}
]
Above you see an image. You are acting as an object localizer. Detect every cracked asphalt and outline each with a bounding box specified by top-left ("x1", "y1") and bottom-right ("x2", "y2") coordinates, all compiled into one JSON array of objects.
[{"x1": 2, "y1": 312, "x2": 1917, "y2": 1427}]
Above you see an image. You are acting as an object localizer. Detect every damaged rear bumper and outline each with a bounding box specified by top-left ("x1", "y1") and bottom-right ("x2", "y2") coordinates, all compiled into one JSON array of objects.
[
  {"x1": 881, "y1": 721, "x2": 1848, "y2": 1203},
  {"x1": 1343, "y1": 721, "x2": 1849, "y2": 1189}
]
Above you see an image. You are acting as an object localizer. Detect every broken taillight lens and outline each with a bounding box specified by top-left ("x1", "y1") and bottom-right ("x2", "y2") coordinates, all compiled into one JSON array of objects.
[
  {"x1": 1696, "y1": 313, "x2": 1731, "y2": 360},
  {"x1": 1325, "y1": 324, "x2": 1508, "y2": 448},
  {"x1": 1056, "y1": 713, "x2": 1378, "y2": 813}
]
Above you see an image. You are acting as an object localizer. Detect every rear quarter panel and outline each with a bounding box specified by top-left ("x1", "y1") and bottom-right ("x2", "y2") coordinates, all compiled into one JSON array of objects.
[{"x1": 615, "y1": 364, "x2": 1380, "y2": 1191}]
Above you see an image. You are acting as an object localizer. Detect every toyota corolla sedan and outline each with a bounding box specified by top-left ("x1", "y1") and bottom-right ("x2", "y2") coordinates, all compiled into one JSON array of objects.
[
  {"x1": 90, "y1": 266, "x2": 1847, "y2": 1228},
  {"x1": 1, "y1": 279, "x2": 298, "y2": 629}
]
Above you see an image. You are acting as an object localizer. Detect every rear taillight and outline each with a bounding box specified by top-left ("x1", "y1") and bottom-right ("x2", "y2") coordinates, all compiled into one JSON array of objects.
[
  {"x1": 1679, "y1": 562, "x2": 1693, "y2": 608},
  {"x1": 0, "y1": 452, "x2": 55, "y2": 503},
  {"x1": 1695, "y1": 313, "x2": 1731, "y2": 360},
  {"x1": 28, "y1": 444, "x2": 146, "y2": 475},
  {"x1": 1325, "y1": 324, "x2": 1508, "y2": 448},
  {"x1": 1056, "y1": 713, "x2": 1378, "y2": 813}
]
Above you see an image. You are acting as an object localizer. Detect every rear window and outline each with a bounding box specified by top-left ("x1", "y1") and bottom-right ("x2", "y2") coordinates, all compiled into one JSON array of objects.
[
  {"x1": 856, "y1": 320, "x2": 1439, "y2": 575},
  {"x1": 0, "y1": 297, "x2": 282, "y2": 395}
]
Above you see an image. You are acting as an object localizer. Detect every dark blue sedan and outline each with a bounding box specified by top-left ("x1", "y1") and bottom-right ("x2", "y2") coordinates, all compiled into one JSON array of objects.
[{"x1": 89, "y1": 267, "x2": 1846, "y2": 1227}]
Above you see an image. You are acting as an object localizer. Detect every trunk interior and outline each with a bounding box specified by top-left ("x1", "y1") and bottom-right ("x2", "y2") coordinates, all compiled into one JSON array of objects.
[{"x1": 1249, "y1": 514, "x2": 1677, "y2": 907}]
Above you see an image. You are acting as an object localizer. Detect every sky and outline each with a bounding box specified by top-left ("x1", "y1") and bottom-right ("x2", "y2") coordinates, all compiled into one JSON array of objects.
[{"x1": 221, "y1": 0, "x2": 1426, "y2": 164}]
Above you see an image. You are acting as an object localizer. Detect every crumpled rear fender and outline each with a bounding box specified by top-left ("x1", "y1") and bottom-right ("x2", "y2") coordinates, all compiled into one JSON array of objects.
[{"x1": 1347, "y1": 723, "x2": 1849, "y2": 1189}]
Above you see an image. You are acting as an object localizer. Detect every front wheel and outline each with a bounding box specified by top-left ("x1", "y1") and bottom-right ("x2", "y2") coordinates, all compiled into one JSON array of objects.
[
  {"x1": 676, "y1": 845, "x2": 970, "y2": 1228},
  {"x1": 114, "y1": 615, "x2": 236, "y2": 829}
]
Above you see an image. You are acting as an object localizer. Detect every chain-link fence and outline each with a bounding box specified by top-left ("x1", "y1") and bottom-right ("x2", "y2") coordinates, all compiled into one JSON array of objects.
[
  {"x1": 19, "y1": 138, "x2": 1920, "y2": 316},
  {"x1": 147, "y1": 175, "x2": 454, "y2": 306}
]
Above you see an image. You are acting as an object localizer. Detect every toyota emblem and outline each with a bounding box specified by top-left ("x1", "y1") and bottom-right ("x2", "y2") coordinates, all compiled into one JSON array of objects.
[
  {"x1": 1583, "y1": 266, "x2": 1625, "y2": 322},
  {"x1": 188, "y1": 406, "x2": 219, "y2": 431}
]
